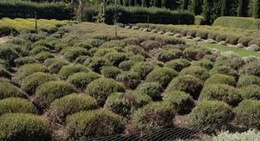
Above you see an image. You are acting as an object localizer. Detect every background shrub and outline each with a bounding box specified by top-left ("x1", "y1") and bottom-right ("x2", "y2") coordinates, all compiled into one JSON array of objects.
[
  {"x1": 213, "y1": 130, "x2": 260, "y2": 141},
  {"x1": 234, "y1": 100, "x2": 260, "y2": 128},
  {"x1": 183, "y1": 46, "x2": 210, "y2": 61},
  {"x1": 0, "y1": 113, "x2": 52, "y2": 141},
  {"x1": 0, "y1": 43, "x2": 20, "y2": 65},
  {"x1": 104, "y1": 52, "x2": 127, "y2": 66},
  {"x1": 237, "y1": 75, "x2": 260, "y2": 87},
  {"x1": 50, "y1": 93, "x2": 97, "y2": 122},
  {"x1": 60, "y1": 47, "x2": 89, "y2": 62},
  {"x1": 86, "y1": 78, "x2": 125, "y2": 106},
  {"x1": 179, "y1": 66, "x2": 209, "y2": 81},
  {"x1": 101, "y1": 66, "x2": 121, "y2": 79},
  {"x1": 164, "y1": 59, "x2": 191, "y2": 72},
  {"x1": 199, "y1": 84, "x2": 241, "y2": 106},
  {"x1": 86, "y1": 57, "x2": 110, "y2": 73},
  {"x1": 163, "y1": 90, "x2": 194, "y2": 114},
  {"x1": 14, "y1": 57, "x2": 37, "y2": 67},
  {"x1": 210, "y1": 66, "x2": 238, "y2": 78},
  {"x1": 205, "y1": 74, "x2": 237, "y2": 86},
  {"x1": 167, "y1": 75, "x2": 203, "y2": 99},
  {"x1": 116, "y1": 71, "x2": 141, "y2": 89},
  {"x1": 18, "y1": 63, "x2": 48, "y2": 80},
  {"x1": 154, "y1": 49, "x2": 182, "y2": 62},
  {"x1": 191, "y1": 59, "x2": 214, "y2": 70},
  {"x1": 123, "y1": 91, "x2": 152, "y2": 109},
  {"x1": 44, "y1": 58, "x2": 69, "y2": 74},
  {"x1": 34, "y1": 81, "x2": 77, "y2": 109},
  {"x1": 239, "y1": 85, "x2": 260, "y2": 100},
  {"x1": 131, "y1": 62, "x2": 155, "y2": 79},
  {"x1": 136, "y1": 82, "x2": 164, "y2": 101},
  {"x1": 132, "y1": 102, "x2": 175, "y2": 132},
  {"x1": 34, "y1": 51, "x2": 54, "y2": 63},
  {"x1": 0, "y1": 82, "x2": 26, "y2": 99},
  {"x1": 104, "y1": 92, "x2": 132, "y2": 116},
  {"x1": 67, "y1": 72, "x2": 100, "y2": 92},
  {"x1": 118, "y1": 60, "x2": 136, "y2": 71},
  {"x1": 188, "y1": 101, "x2": 234, "y2": 133},
  {"x1": 66, "y1": 109, "x2": 125, "y2": 140},
  {"x1": 58, "y1": 64, "x2": 89, "y2": 80},
  {"x1": 239, "y1": 60, "x2": 260, "y2": 76},
  {"x1": 146, "y1": 68, "x2": 178, "y2": 88},
  {"x1": 21, "y1": 72, "x2": 58, "y2": 95},
  {"x1": 0, "y1": 66, "x2": 11, "y2": 79}
]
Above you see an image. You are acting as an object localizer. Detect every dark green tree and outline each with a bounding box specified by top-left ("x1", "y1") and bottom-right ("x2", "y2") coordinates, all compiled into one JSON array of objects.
[
  {"x1": 192, "y1": 0, "x2": 203, "y2": 15},
  {"x1": 253, "y1": 0, "x2": 260, "y2": 18}
]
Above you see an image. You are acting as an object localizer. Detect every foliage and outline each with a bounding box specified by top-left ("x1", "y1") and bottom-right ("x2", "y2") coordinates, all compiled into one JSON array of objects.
[
  {"x1": 18, "y1": 63, "x2": 48, "y2": 80},
  {"x1": 116, "y1": 71, "x2": 141, "y2": 89},
  {"x1": 188, "y1": 101, "x2": 234, "y2": 133},
  {"x1": 66, "y1": 109, "x2": 125, "y2": 140},
  {"x1": 0, "y1": 97, "x2": 36, "y2": 115},
  {"x1": 58, "y1": 64, "x2": 89, "y2": 80},
  {"x1": 21, "y1": 72, "x2": 58, "y2": 95},
  {"x1": 0, "y1": 82, "x2": 26, "y2": 99},
  {"x1": 239, "y1": 85, "x2": 260, "y2": 100},
  {"x1": 136, "y1": 82, "x2": 164, "y2": 101},
  {"x1": 213, "y1": 130, "x2": 260, "y2": 141},
  {"x1": 167, "y1": 75, "x2": 203, "y2": 99},
  {"x1": 50, "y1": 93, "x2": 97, "y2": 122},
  {"x1": 234, "y1": 100, "x2": 260, "y2": 128},
  {"x1": 67, "y1": 72, "x2": 100, "y2": 92},
  {"x1": 130, "y1": 62, "x2": 155, "y2": 79},
  {"x1": 132, "y1": 102, "x2": 176, "y2": 132},
  {"x1": 86, "y1": 78, "x2": 125, "y2": 106},
  {"x1": 14, "y1": 57, "x2": 37, "y2": 67},
  {"x1": 146, "y1": 67, "x2": 178, "y2": 88},
  {"x1": 164, "y1": 58, "x2": 191, "y2": 72},
  {"x1": 101, "y1": 66, "x2": 121, "y2": 79},
  {"x1": 163, "y1": 90, "x2": 195, "y2": 114},
  {"x1": 237, "y1": 75, "x2": 260, "y2": 87},
  {"x1": 179, "y1": 66, "x2": 209, "y2": 81},
  {"x1": 239, "y1": 60, "x2": 260, "y2": 76},
  {"x1": 0, "y1": 113, "x2": 52, "y2": 141},
  {"x1": 205, "y1": 74, "x2": 237, "y2": 86},
  {"x1": 60, "y1": 47, "x2": 89, "y2": 62}
]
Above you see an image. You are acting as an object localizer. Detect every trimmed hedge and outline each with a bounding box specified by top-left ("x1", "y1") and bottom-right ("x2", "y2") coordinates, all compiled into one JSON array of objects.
[
  {"x1": 66, "y1": 109, "x2": 125, "y2": 139},
  {"x1": 163, "y1": 90, "x2": 195, "y2": 114},
  {"x1": 0, "y1": 82, "x2": 26, "y2": 99},
  {"x1": 50, "y1": 93, "x2": 97, "y2": 122},
  {"x1": 86, "y1": 78, "x2": 125, "y2": 106},
  {"x1": 0, "y1": 1, "x2": 73, "y2": 20},
  {"x1": 21, "y1": 72, "x2": 58, "y2": 95},
  {"x1": 99, "y1": 6, "x2": 194, "y2": 25},
  {"x1": 34, "y1": 81, "x2": 77, "y2": 109},
  {"x1": 234, "y1": 100, "x2": 260, "y2": 128},
  {"x1": 132, "y1": 102, "x2": 176, "y2": 132},
  {"x1": 188, "y1": 101, "x2": 234, "y2": 133},
  {"x1": 0, "y1": 97, "x2": 36, "y2": 115},
  {"x1": 199, "y1": 84, "x2": 241, "y2": 106},
  {"x1": 213, "y1": 17, "x2": 260, "y2": 30},
  {"x1": 0, "y1": 113, "x2": 52, "y2": 141}
]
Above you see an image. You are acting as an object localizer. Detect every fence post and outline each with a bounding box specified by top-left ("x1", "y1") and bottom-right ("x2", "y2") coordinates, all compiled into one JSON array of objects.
[{"x1": 34, "y1": 11, "x2": 38, "y2": 33}]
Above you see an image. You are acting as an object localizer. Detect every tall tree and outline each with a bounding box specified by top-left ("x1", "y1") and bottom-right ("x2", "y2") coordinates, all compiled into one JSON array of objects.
[
  {"x1": 192, "y1": 0, "x2": 203, "y2": 15},
  {"x1": 183, "y1": 0, "x2": 189, "y2": 10},
  {"x1": 253, "y1": 0, "x2": 260, "y2": 18}
]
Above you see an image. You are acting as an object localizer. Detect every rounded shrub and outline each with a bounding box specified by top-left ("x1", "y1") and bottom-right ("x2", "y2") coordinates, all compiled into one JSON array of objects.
[
  {"x1": 146, "y1": 68, "x2": 178, "y2": 88},
  {"x1": 104, "y1": 92, "x2": 132, "y2": 116},
  {"x1": 0, "y1": 43, "x2": 20, "y2": 64},
  {"x1": 188, "y1": 101, "x2": 234, "y2": 133},
  {"x1": 29, "y1": 45, "x2": 50, "y2": 55},
  {"x1": 214, "y1": 55, "x2": 245, "y2": 70},
  {"x1": 18, "y1": 63, "x2": 48, "y2": 80},
  {"x1": 34, "y1": 81, "x2": 77, "y2": 109},
  {"x1": 86, "y1": 78, "x2": 125, "y2": 106},
  {"x1": 0, "y1": 66, "x2": 11, "y2": 79},
  {"x1": 60, "y1": 47, "x2": 89, "y2": 62},
  {"x1": 0, "y1": 97, "x2": 36, "y2": 115},
  {"x1": 136, "y1": 82, "x2": 164, "y2": 101},
  {"x1": 163, "y1": 90, "x2": 195, "y2": 114},
  {"x1": 239, "y1": 85, "x2": 260, "y2": 100},
  {"x1": 237, "y1": 75, "x2": 260, "y2": 87},
  {"x1": 154, "y1": 49, "x2": 182, "y2": 62},
  {"x1": 0, "y1": 82, "x2": 26, "y2": 99},
  {"x1": 44, "y1": 58, "x2": 69, "y2": 74},
  {"x1": 132, "y1": 102, "x2": 176, "y2": 132},
  {"x1": 14, "y1": 57, "x2": 38, "y2": 67},
  {"x1": 67, "y1": 72, "x2": 100, "y2": 92},
  {"x1": 116, "y1": 71, "x2": 141, "y2": 89},
  {"x1": 85, "y1": 57, "x2": 110, "y2": 73},
  {"x1": 179, "y1": 66, "x2": 209, "y2": 81},
  {"x1": 205, "y1": 74, "x2": 237, "y2": 86},
  {"x1": 101, "y1": 66, "x2": 121, "y2": 79},
  {"x1": 191, "y1": 59, "x2": 214, "y2": 70},
  {"x1": 104, "y1": 52, "x2": 127, "y2": 66},
  {"x1": 58, "y1": 64, "x2": 89, "y2": 80},
  {"x1": 50, "y1": 93, "x2": 97, "y2": 122},
  {"x1": 34, "y1": 51, "x2": 54, "y2": 63},
  {"x1": 131, "y1": 62, "x2": 155, "y2": 79},
  {"x1": 0, "y1": 113, "x2": 52, "y2": 141},
  {"x1": 167, "y1": 75, "x2": 203, "y2": 99},
  {"x1": 66, "y1": 109, "x2": 125, "y2": 139},
  {"x1": 212, "y1": 130, "x2": 260, "y2": 141},
  {"x1": 123, "y1": 91, "x2": 152, "y2": 109},
  {"x1": 164, "y1": 58, "x2": 191, "y2": 72},
  {"x1": 118, "y1": 60, "x2": 136, "y2": 71},
  {"x1": 199, "y1": 84, "x2": 241, "y2": 106},
  {"x1": 124, "y1": 45, "x2": 147, "y2": 57},
  {"x1": 210, "y1": 66, "x2": 238, "y2": 78},
  {"x1": 21, "y1": 72, "x2": 58, "y2": 95},
  {"x1": 239, "y1": 60, "x2": 260, "y2": 76},
  {"x1": 74, "y1": 55, "x2": 90, "y2": 64},
  {"x1": 183, "y1": 46, "x2": 210, "y2": 61},
  {"x1": 234, "y1": 100, "x2": 260, "y2": 128}
]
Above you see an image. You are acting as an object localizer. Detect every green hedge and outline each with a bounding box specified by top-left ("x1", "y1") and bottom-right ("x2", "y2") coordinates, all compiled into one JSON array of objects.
[
  {"x1": 86, "y1": 6, "x2": 195, "y2": 25},
  {"x1": 213, "y1": 16, "x2": 260, "y2": 30},
  {"x1": 0, "y1": 1, "x2": 74, "y2": 20}
]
